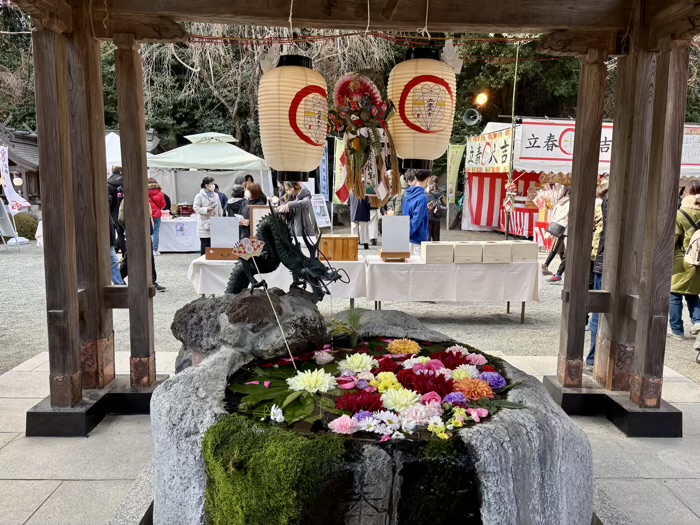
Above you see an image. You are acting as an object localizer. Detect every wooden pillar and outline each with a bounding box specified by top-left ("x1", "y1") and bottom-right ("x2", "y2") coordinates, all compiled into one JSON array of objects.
[
  {"x1": 33, "y1": 29, "x2": 82, "y2": 407},
  {"x1": 114, "y1": 33, "x2": 156, "y2": 387},
  {"x1": 631, "y1": 39, "x2": 690, "y2": 408},
  {"x1": 557, "y1": 48, "x2": 607, "y2": 388},
  {"x1": 67, "y1": 1, "x2": 115, "y2": 389},
  {"x1": 595, "y1": 7, "x2": 657, "y2": 390}
]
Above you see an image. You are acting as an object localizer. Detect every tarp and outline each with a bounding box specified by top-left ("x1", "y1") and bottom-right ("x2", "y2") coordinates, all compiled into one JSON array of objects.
[{"x1": 147, "y1": 132, "x2": 268, "y2": 171}]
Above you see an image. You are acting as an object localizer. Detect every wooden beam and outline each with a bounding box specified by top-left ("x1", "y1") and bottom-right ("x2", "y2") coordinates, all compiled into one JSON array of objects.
[
  {"x1": 595, "y1": 0, "x2": 655, "y2": 392},
  {"x1": 647, "y1": 1, "x2": 700, "y2": 50},
  {"x1": 103, "y1": 285, "x2": 156, "y2": 309},
  {"x1": 557, "y1": 48, "x2": 608, "y2": 388},
  {"x1": 105, "y1": 0, "x2": 632, "y2": 32},
  {"x1": 114, "y1": 32, "x2": 156, "y2": 388},
  {"x1": 538, "y1": 31, "x2": 621, "y2": 57},
  {"x1": 86, "y1": 2, "x2": 187, "y2": 43},
  {"x1": 631, "y1": 38, "x2": 691, "y2": 409},
  {"x1": 32, "y1": 29, "x2": 82, "y2": 407},
  {"x1": 625, "y1": 294, "x2": 639, "y2": 321},
  {"x1": 67, "y1": 1, "x2": 115, "y2": 390},
  {"x1": 587, "y1": 291, "x2": 611, "y2": 314},
  {"x1": 13, "y1": 0, "x2": 72, "y2": 33}
]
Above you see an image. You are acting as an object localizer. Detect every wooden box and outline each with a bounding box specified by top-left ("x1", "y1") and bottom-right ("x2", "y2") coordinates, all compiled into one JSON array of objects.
[
  {"x1": 421, "y1": 242, "x2": 454, "y2": 264},
  {"x1": 319, "y1": 234, "x2": 359, "y2": 261},
  {"x1": 452, "y1": 242, "x2": 483, "y2": 263},
  {"x1": 205, "y1": 248, "x2": 239, "y2": 261},
  {"x1": 482, "y1": 241, "x2": 512, "y2": 263},
  {"x1": 511, "y1": 240, "x2": 539, "y2": 262}
]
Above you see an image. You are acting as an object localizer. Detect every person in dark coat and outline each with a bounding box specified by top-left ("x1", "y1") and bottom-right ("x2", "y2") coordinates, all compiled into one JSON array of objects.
[
  {"x1": 215, "y1": 184, "x2": 229, "y2": 216},
  {"x1": 107, "y1": 191, "x2": 125, "y2": 285},
  {"x1": 427, "y1": 176, "x2": 446, "y2": 241},
  {"x1": 587, "y1": 181, "x2": 609, "y2": 367},
  {"x1": 226, "y1": 184, "x2": 246, "y2": 217},
  {"x1": 350, "y1": 192, "x2": 371, "y2": 250},
  {"x1": 239, "y1": 183, "x2": 267, "y2": 239},
  {"x1": 107, "y1": 166, "x2": 126, "y2": 253}
]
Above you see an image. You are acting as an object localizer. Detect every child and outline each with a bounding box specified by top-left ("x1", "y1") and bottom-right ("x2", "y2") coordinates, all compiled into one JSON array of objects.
[{"x1": 402, "y1": 170, "x2": 431, "y2": 253}]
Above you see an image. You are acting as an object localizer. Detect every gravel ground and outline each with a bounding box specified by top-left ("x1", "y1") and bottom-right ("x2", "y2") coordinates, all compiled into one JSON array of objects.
[{"x1": 2, "y1": 228, "x2": 700, "y2": 384}]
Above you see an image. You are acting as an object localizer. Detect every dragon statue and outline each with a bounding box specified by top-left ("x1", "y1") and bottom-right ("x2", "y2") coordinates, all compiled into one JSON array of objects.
[{"x1": 225, "y1": 208, "x2": 347, "y2": 303}]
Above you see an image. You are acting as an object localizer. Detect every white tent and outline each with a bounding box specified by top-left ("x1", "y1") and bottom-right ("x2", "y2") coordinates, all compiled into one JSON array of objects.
[
  {"x1": 105, "y1": 131, "x2": 154, "y2": 175},
  {"x1": 147, "y1": 132, "x2": 269, "y2": 171}
]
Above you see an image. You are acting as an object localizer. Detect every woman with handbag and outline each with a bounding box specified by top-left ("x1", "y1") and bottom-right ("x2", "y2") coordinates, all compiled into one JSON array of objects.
[{"x1": 543, "y1": 187, "x2": 570, "y2": 282}]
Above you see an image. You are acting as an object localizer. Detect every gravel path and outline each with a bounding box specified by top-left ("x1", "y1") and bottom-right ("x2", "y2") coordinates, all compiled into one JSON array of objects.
[{"x1": 2, "y1": 230, "x2": 700, "y2": 384}]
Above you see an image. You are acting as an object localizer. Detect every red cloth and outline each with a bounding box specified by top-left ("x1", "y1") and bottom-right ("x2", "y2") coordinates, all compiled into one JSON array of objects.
[{"x1": 148, "y1": 189, "x2": 166, "y2": 219}]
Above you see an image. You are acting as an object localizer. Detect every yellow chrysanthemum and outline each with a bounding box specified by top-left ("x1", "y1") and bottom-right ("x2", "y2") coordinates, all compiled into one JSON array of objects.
[
  {"x1": 370, "y1": 371, "x2": 402, "y2": 393},
  {"x1": 387, "y1": 338, "x2": 421, "y2": 355}
]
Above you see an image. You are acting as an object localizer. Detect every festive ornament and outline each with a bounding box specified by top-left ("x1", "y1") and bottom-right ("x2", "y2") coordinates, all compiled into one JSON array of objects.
[
  {"x1": 232, "y1": 238, "x2": 265, "y2": 259},
  {"x1": 258, "y1": 55, "x2": 328, "y2": 182},
  {"x1": 387, "y1": 49, "x2": 457, "y2": 171}
]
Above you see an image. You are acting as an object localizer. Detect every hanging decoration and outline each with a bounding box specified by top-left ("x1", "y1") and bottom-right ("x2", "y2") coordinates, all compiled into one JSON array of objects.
[
  {"x1": 329, "y1": 72, "x2": 400, "y2": 206},
  {"x1": 258, "y1": 55, "x2": 328, "y2": 182},
  {"x1": 387, "y1": 48, "x2": 457, "y2": 171}
]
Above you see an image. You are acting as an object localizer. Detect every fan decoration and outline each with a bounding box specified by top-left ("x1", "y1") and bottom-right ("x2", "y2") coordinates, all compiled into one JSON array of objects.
[
  {"x1": 232, "y1": 238, "x2": 265, "y2": 259},
  {"x1": 329, "y1": 72, "x2": 401, "y2": 207}
]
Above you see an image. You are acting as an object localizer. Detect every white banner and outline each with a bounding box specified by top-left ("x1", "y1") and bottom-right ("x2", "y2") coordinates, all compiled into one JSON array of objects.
[
  {"x1": 0, "y1": 146, "x2": 30, "y2": 216},
  {"x1": 465, "y1": 128, "x2": 512, "y2": 173},
  {"x1": 519, "y1": 119, "x2": 614, "y2": 166}
]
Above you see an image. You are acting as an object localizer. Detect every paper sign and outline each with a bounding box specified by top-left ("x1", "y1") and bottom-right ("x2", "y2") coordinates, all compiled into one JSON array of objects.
[
  {"x1": 447, "y1": 144, "x2": 465, "y2": 203},
  {"x1": 465, "y1": 128, "x2": 512, "y2": 173},
  {"x1": 0, "y1": 146, "x2": 30, "y2": 216},
  {"x1": 311, "y1": 194, "x2": 332, "y2": 228},
  {"x1": 381, "y1": 215, "x2": 410, "y2": 253},
  {"x1": 211, "y1": 216, "x2": 240, "y2": 248}
]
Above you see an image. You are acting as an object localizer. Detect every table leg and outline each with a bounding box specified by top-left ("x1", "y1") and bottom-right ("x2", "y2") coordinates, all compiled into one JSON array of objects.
[
  {"x1": 350, "y1": 298, "x2": 355, "y2": 309},
  {"x1": 521, "y1": 302, "x2": 525, "y2": 324},
  {"x1": 378, "y1": 301, "x2": 382, "y2": 311},
  {"x1": 506, "y1": 301, "x2": 511, "y2": 314}
]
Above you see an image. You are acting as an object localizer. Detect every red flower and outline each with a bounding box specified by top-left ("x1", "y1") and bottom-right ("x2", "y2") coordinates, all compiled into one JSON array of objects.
[
  {"x1": 336, "y1": 391, "x2": 383, "y2": 413},
  {"x1": 378, "y1": 357, "x2": 399, "y2": 373},
  {"x1": 397, "y1": 369, "x2": 454, "y2": 398},
  {"x1": 429, "y1": 351, "x2": 470, "y2": 370},
  {"x1": 482, "y1": 365, "x2": 497, "y2": 373}
]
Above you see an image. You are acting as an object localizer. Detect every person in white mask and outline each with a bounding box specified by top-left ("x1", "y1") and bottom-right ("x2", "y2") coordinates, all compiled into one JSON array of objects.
[{"x1": 193, "y1": 176, "x2": 223, "y2": 254}]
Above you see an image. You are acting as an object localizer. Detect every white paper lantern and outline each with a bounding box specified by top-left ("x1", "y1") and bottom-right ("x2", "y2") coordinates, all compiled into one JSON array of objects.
[
  {"x1": 258, "y1": 55, "x2": 328, "y2": 182},
  {"x1": 387, "y1": 49, "x2": 457, "y2": 170}
]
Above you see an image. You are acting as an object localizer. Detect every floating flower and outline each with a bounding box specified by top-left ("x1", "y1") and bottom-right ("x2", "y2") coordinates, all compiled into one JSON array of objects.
[
  {"x1": 337, "y1": 376, "x2": 358, "y2": 390},
  {"x1": 399, "y1": 401, "x2": 443, "y2": 427},
  {"x1": 466, "y1": 407, "x2": 489, "y2": 423},
  {"x1": 454, "y1": 378, "x2": 495, "y2": 401},
  {"x1": 336, "y1": 390, "x2": 383, "y2": 413},
  {"x1": 357, "y1": 379, "x2": 370, "y2": 390},
  {"x1": 391, "y1": 431, "x2": 406, "y2": 440},
  {"x1": 380, "y1": 434, "x2": 392, "y2": 442},
  {"x1": 353, "y1": 410, "x2": 374, "y2": 422},
  {"x1": 313, "y1": 351, "x2": 335, "y2": 365},
  {"x1": 358, "y1": 371, "x2": 375, "y2": 381},
  {"x1": 446, "y1": 345, "x2": 470, "y2": 355},
  {"x1": 465, "y1": 353, "x2": 488, "y2": 366},
  {"x1": 429, "y1": 351, "x2": 470, "y2": 369},
  {"x1": 421, "y1": 391, "x2": 442, "y2": 405},
  {"x1": 338, "y1": 353, "x2": 379, "y2": 374},
  {"x1": 378, "y1": 357, "x2": 399, "y2": 373},
  {"x1": 286, "y1": 369, "x2": 337, "y2": 394},
  {"x1": 427, "y1": 416, "x2": 449, "y2": 440},
  {"x1": 381, "y1": 388, "x2": 422, "y2": 411},
  {"x1": 397, "y1": 369, "x2": 454, "y2": 397},
  {"x1": 448, "y1": 407, "x2": 467, "y2": 429},
  {"x1": 358, "y1": 416, "x2": 382, "y2": 433},
  {"x1": 480, "y1": 372, "x2": 507, "y2": 391},
  {"x1": 401, "y1": 418, "x2": 417, "y2": 434},
  {"x1": 269, "y1": 404, "x2": 285, "y2": 423},
  {"x1": 370, "y1": 371, "x2": 402, "y2": 393},
  {"x1": 387, "y1": 338, "x2": 421, "y2": 355},
  {"x1": 436, "y1": 368, "x2": 453, "y2": 379},
  {"x1": 482, "y1": 365, "x2": 497, "y2": 373},
  {"x1": 402, "y1": 356, "x2": 431, "y2": 369},
  {"x1": 374, "y1": 410, "x2": 402, "y2": 432},
  {"x1": 328, "y1": 415, "x2": 360, "y2": 434},
  {"x1": 443, "y1": 392, "x2": 467, "y2": 406},
  {"x1": 412, "y1": 359, "x2": 445, "y2": 373},
  {"x1": 452, "y1": 364, "x2": 480, "y2": 381}
]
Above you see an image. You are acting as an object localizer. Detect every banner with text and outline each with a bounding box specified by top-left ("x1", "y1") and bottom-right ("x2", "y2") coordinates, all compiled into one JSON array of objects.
[
  {"x1": 446, "y1": 144, "x2": 465, "y2": 203},
  {"x1": 465, "y1": 128, "x2": 512, "y2": 173},
  {"x1": 0, "y1": 146, "x2": 30, "y2": 216}
]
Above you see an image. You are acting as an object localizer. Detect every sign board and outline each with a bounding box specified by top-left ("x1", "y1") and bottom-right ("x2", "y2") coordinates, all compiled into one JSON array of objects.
[
  {"x1": 319, "y1": 141, "x2": 330, "y2": 201},
  {"x1": 210, "y1": 216, "x2": 240, "y2": 248},
  {"x1": 447, "y1": 144, "x2": 465, "y2": 204},
  {"x1": 519, "y1": 119, "x2": 614, "y2": 165},
  {"x1": 381, "y1": 215, "x2": 410, "y2": 253},
  {"x1": 311, "y1": 194, "x2": 332, "y2": 228},
  {"x1": 465, "y1": 128, "x2": 512, "y2": 173}
]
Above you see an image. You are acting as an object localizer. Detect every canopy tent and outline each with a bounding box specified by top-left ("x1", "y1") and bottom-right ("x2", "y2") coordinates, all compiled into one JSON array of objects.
[
  {"x1": 146, "y1": 132, "x2": 269, "y2": 171},
  {"x1": 105, "y1": 132, "x2": 154, "y2": 175}
]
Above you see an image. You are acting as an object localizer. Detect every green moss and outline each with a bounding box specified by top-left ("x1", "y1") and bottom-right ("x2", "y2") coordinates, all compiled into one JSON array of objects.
[{"x1": 203, "y1": 414, "x2": 346, "y2": 525}]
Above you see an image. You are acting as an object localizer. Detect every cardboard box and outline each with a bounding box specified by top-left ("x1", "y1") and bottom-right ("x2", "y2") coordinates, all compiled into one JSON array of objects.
[
  {"x1": 205, "y1": 248, "x2": 239, "y2": 261},
  {"x1": 421, "y1": 242, "x2": 454, "y2": 264},
  {"x1": 510, "y1": 240, "x2": 539, "y2": 262},
  {"x1": 452, "y1": 241, "x2": 483, "y2": 263},
  {"x1": 319, "y1": 235, "x2": 359, "y2": 261},
  {"x1": 482, "y1": 241, "x2": 512, "y2": 263}
]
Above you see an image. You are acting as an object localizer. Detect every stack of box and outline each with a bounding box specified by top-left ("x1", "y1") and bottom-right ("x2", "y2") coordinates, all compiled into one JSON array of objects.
[
  {"x1": 418, "y1": 240, "x2": 538, "y2": 264},
  {"x1": 452, "y1": 241, "x2": 483, "y2": 263},
  {"x1": 482, "y1": 241, "x2": 512, "y2": 263},
  {"x1": 420, "y1": 242, "x2": 454, "y2": 263},
  {"x1": 510, "y1": 240, "x2": 539, "y2": 262}
]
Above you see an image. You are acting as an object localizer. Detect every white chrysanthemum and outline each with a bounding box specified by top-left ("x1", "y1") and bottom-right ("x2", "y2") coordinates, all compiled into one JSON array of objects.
[
  {"x1": 286, "y1": 369, "x2": 337, "y2": 393},
  {"x1": 436, "y1": 368, "x2": 453, "y2": 379},
  {"x1": 391, "y1": 431, "x2": 406, "y2": 440},
  {"x1": 313, "y1": 351, "x2": 335, "y2": 365},
  {"x1": 269, "y1": 404, "x2": 285, "y2": 423},
  {"x1": 446, "y1": 345, "x2": 470, "y2": 355},
  {"x1": 453, "y1": 364, "x2": 480, "y2": 381},
  {"x1": 358, "y1": 417, "x2": 381, "y2": 433},
  {"x1": 402, "y1": 356, "x2": 431, "y2": 369},
  {"x1": 337, "y1": 353, "x2": 379, "y2": 374},
  {"x1": 401, "y1": 418, "x2": 417, "y2": 434},
  {"x1": 381, "y1": 388, "x2": 422, "y2": 411},
  {"x1": 374, "y1": 410, "x2": 401, "y2": 431},
  {"x1": 428, "y1": 415, "x2": 445, "y2": 429}
]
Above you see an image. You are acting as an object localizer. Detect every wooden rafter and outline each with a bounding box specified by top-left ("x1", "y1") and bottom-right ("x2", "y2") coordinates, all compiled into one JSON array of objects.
[
  {"x1": 647, "y1": 0, "x2": 700, "y2": 50},
  {"x1": 538, "y1": 30, "x2": 623, "y2": 57}
]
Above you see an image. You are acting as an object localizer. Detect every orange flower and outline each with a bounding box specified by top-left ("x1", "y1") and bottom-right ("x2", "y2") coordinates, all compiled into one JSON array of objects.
[
  {"x1": 387, "y1": 338, "x2": 421, "y2": 355},
  {"x1": 454, "y1": 378, "x2": 495, "y2": 401}
]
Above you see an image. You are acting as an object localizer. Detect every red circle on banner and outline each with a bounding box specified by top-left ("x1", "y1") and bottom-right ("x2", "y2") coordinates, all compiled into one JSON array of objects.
[
  {"x1": 398, "y1": 75, "x2": 454, "y2": 134},
  {"x1": 559, "y1": 127, "x2": 575, "y2": 156},
  {"x1": 288, "y1": 85, "x2": 328, "y2": 147},
  {"x1": 481, "y1": 142, "x2": 492, "y2": 165}
]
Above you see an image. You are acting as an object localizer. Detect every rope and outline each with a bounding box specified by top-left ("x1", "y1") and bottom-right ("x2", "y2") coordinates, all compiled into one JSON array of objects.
[
  {"x1": 251, "y1": 257, "x2": 298, "y2": 371},
  {"x1": 365, "y1": 0, "x2": 371, "y2": 33},
  {"x1": 417, "y1": 0, "x2": 431, "y2": 40},
  {"x1": 288, "y1": 0, "x2": 294, "y2": 37}
]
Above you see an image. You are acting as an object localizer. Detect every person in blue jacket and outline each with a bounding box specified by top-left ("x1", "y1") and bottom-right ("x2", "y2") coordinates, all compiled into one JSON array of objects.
[{"x1": 403, "y1": 170, "x2": 431, "y2": 252}]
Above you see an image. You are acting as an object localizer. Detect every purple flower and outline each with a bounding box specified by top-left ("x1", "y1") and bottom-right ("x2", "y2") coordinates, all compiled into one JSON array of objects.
[
  {"x1": 356, "y1": 379, "x2": 370, "y2": 390},
  {"x1": 479, "y1": 372, "x2": 507, "y2": 391},
  {"x1": 353, "y1": 410, "x2": 373, "y2": 422},
  {"x1": 443, "y1": 392, "x2": 467, "y2": 406}
]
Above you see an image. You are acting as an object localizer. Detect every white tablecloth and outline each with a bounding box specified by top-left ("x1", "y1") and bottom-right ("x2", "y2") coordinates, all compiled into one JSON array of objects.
[
  {"x1": 159, "y1": 218, "x2": 200, "y2": 253},
  {"x1": 364, "y1": 255, "x2": 542, "y2": 302},
  {"x1": 186, "y1": 254, "x2": 366, "y2": 298}
]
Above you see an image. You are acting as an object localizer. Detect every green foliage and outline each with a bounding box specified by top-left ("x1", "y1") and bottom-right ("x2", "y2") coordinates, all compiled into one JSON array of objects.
[
  {"x1": 12, "y1": 213, "x2": 37, "y2": 240},
  {"x1": 203, "y1": 413, "x2": 346, "y2": 525},
  {"x1": 328, "y1": 311, "x2": 362, "y2": 348}
]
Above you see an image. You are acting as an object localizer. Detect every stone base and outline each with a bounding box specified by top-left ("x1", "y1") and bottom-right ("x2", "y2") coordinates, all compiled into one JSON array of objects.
[
  {"x1": 543, "y1": 375, "x2": 607, "y2": 415},
  {"x1": 544, "y1": 376, "x2": 683, "y2": 438},
  {"x1": 26, "y1": 374, "x2": 168, "y2": 437},
  {"x1": 604, "y1": 392, "x2": 682, "y2": 438}
]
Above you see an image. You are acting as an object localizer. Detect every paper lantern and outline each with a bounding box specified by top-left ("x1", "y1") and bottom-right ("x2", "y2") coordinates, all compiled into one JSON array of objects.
[
  {"x1": 387, "y1": 49, "x2": 457, "y2": 171},
  {"x1": 258, "y1": 55, "x2": 328, "y2": 182}
]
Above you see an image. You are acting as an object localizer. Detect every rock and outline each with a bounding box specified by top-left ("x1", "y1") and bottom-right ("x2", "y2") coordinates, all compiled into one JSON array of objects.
[
  {"x1": 171, "y1": 288, "x2": 326, "y2": 371},
  {"x1": 334, "y1": 309, "x2": 453, "y2": 343}
]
